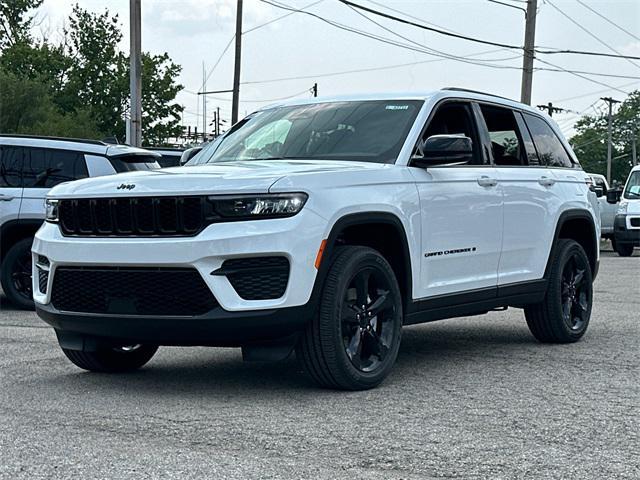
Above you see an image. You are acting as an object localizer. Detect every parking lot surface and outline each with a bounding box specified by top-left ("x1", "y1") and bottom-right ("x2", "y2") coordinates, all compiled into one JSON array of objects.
[{"x1": 0, "y1": 250, "x2": 638, "y2": 479}]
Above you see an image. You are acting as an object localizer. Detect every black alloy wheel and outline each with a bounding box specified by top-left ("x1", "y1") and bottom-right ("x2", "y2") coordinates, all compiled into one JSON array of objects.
[
  {"x1": 560, "y1": 251, "x2": 590, "y2": 332},
  {"x1": 342, "y1": 268, "x2": 396, "y2": 373},
  {"x1": 297, "y1": 245, "x2": 403, "y2": 390},
  {"x1": 0, "y1": 238, "x2": 35, "y2": 310}
]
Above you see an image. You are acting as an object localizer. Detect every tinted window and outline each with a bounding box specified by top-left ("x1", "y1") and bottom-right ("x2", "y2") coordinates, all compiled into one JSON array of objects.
[
  {"x1": 421, "y1": 102, "x2": 480, "y2": 164},
  {"x1": 23, "y1": 148, "x2": 89, "y2": 188},
  {"x1": 0, "y1": 146, "x2": 23, "y2": 188},
  {"x1": 624, "y1": 171, "x2": 640, "y2": 199},
  {"x1": 479, "y1": 105, "x2": 524, "y2": 166},
  {"x1": 523, "y1": 114, "x2": 573, "y2": 168},
  {"x1": 197, "y1": 100, "x2": 423, "y2": 164},
  {"x1": 108, "y1": 155, "x2": 160, "y2": 172}
]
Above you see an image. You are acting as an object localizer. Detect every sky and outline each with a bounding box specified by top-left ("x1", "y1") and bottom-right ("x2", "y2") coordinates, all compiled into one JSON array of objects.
[{"x1": 32, "y1": 0, "x2": 640, "y2": 139}]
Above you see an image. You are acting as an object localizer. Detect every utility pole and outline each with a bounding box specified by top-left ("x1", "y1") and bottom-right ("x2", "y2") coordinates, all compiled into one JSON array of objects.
[
  {"x1": 216, "y1": 106, "x2": 220, "y2": 137},
  {"x1": 632, "y1": 135, "x2": 637, "y2": 166},
  {"x1": 537, "y1": 102, "x2": 565, "y2": 117},
  {"x1": 231, "y1": 0, "x2": 243, "y2": 124},
  {"x1": 202, "y1": 62, "x2": 207, "y2": 140},
  {"x1": 128, "y1": 0, "x2": 142, "y2": 146},
  {"x1": 601, "y1": 96, "x2": 621, "y2": 184},
  {"x1": 520, "y1": 0, "x2": 537, "y2": 105},
  {"x1": 312, "y1": 83, "x2": 318, "y2": 97}
]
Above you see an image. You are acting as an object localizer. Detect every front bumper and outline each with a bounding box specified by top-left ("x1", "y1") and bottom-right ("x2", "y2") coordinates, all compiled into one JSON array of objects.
[
  {"x1": 614, "y1": 214, "x2": 640, "y2": 245},
  {"x1": 32, "y1": 209, "x2": 327, "y2": 345}
]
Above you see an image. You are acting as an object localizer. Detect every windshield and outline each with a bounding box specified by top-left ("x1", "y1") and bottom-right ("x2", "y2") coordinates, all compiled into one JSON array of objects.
[
  {"x1": 187, "y1": 100, "x2": 423, "y2": 165},
  {"x1": 624, "y1": 170, "x2": 640, "y2": 199}
]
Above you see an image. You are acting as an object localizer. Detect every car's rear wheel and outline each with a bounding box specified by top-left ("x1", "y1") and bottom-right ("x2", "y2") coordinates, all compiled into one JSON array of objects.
[
  {"x1": 525, "y1": 239, "x2": 593, "y2": 343},
  {"x1": 297, "y1": 246, "x2": 403, "y2": 390},
  {"x1": 0, "y1": 238, "x2": 35, "y2": 310},
  {"x1": 62, "y1": 344, "x2": 158, "y2": 372}
]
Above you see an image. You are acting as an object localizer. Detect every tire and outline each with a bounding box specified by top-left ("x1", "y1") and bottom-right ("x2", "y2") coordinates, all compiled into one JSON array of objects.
[
  {"x1": 62, "y1": 344, "x2": 158, "y2": 372},
  {"x1": 296, "y1": 246, "x2": 403, "y2": 390},
  {"x1": 0, "y1": 238, "x2": 35, "y2": 310},
  {"x1": 614, "y1": 241, "x2": 634, "y2": 257},
  {"x1": 525, "y1": 239, "x2": 593, "y2": 343}
]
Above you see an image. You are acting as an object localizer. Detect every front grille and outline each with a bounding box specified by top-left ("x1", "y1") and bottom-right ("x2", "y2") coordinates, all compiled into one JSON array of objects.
[
  {"x1": 630, "y1": 217, "x2": 640, "y2": 228},
  {"x1": 58, "y1": 196, "x2": 206, "y2": 237},
  {"x1": 37, "y1": 267, "x2": 49, "y2": 294},
  {"x1": 51, "y1": 267, "x2": 218, "y2": 316},
  {"x1": 214, "y1": 257, "x2": 290, "y2": 300}
]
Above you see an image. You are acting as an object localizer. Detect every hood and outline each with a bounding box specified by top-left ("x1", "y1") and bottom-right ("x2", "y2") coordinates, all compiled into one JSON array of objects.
[
  {"x1": 625, "y1": 198, "x2": 640, "y2": 215},
  {"x1": 47, "y1": 159, "x2": 387, "y2": 198}
]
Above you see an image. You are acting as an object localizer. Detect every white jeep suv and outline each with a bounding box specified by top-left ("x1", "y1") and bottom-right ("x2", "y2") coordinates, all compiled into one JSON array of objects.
[
  {"x1": 33, "y1": 89, "x2": 600, "y2": 390},
  {"x1": 0, "y1": 135, "x2": 159, "y2": 309}
]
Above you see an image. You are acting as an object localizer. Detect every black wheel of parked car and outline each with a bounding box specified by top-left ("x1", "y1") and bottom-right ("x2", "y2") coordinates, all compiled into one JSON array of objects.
[
  {"x1": 614, "y1": 241, "x2": 634, "y2": 257},
  {"x1": 62, "y1": 345, "x2": 159, "y2": 373},
  {"x1": 525, "y1": 239, "x2": 593, "y2": 343},
  {"x1": 296, "y1": 246, "x2": 403, "y2": 390},
  {"x1": 0, "y1": 238, "x2": 35, "y2": 310}
]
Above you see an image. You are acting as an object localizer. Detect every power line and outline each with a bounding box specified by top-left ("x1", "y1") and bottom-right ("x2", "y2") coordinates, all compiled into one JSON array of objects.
[
  {"x1": 535, "y1": 57, "x2": 630, "y2": 95},
  {"x1": 337, "y1": 0, "x2": 640, "y2": 61},
  {"x1": 552, "y1": 81, "x2": 640, "y2": 102},
  {"x1": 575, "y1": 0, "x2": 640, "y2": 43},
  {"x1": 546, "y1": 0, "x2": 640, "y2": 71}
]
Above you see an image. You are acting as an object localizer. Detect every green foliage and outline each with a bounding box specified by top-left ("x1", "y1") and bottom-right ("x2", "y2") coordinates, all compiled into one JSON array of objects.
[
  {"x1": 0, "y1": 69, "x2": 101, "y2": 138},
  {"x1": 0, "y1": 2, "x2": 183, "y2": 145},
  {"x1": 0, "y1": 0, "x2": 43, "y2": 48},
  {"x1": 570, "y1": 91, "x2": 640, "y2": 184}
]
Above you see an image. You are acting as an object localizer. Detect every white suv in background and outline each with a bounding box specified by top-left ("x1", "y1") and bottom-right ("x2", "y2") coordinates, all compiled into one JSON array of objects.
[
  {"x1": 33, "y1": 89, "x2": 600, "y2": 390},
  {"x1": 0, "y1": 135, "x2": 160, "y2": 308}
]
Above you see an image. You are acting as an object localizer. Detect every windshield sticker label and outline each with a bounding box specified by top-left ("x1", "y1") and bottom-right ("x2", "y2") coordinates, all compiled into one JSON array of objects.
[{"x1": 386, "y1": 105, "x2": 409, "y2": 110}]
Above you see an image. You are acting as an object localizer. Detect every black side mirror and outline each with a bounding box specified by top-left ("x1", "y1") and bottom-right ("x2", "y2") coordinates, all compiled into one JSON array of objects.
[
  {"x1": 606, "y1": 189, "x2": 622, "y2": 204},
  {"x1": 412, "y1": 134, "x2": 473, "y2": 167},
  {"x1": 593, "y1": 186, "x2": 604, "y2": 198}
]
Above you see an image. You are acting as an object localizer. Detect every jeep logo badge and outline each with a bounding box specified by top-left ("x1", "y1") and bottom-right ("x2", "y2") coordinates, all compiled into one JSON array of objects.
[{"x1": 117, "y1": 184, "x2": 135, "y2": 190}]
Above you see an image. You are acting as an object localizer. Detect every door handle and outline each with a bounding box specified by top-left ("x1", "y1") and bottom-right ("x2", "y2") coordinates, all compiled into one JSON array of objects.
[
  {"x1": 477, "y1": 176, "x2": 498, "y2": 187},
  {"x1": 0, "y1": 194, "x2": 15, "y2": 201},
  {"x1": 538, "y1": 176, "x2": 556, "y2": 187}
]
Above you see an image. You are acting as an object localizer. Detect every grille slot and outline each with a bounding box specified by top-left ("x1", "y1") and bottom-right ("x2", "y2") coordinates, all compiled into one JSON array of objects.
[
  {"x1": 58, "y1": 196, "x2": 206, "y2": 237},
  {"x1": 215, "y1": 257, "x2": 290, "y2": 300},
  {"x1": 51, "y1": 267, "x2": 218, "y2": 316},
  {"x1": 37, "y1": 267, "x2": 49, "y2": 294}
]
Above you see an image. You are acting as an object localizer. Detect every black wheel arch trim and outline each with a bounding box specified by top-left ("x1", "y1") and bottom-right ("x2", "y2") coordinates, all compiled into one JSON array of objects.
[
  {"x1": 310, "y1": 211, "x2": 414, "y2": 312},
  {"x1": 0, "y1": 218, "x2": 44, "y2": 261},
  {"x1": 544, "y1": 209, "x2": 598, "y2": 280}
]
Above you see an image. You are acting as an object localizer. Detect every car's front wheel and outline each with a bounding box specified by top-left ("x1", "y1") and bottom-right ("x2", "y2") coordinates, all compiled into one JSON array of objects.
[
  {"x1": 62, "y1": 344, "x2": 159, "y2": 372},
  {"x1": 525, "y1": 239, "x2": 593, "y2": 343},
  {"x1": 297, "y1": 246, "x2": 403, "y2": 390},
  {"x1": 614, "y1": 240, "x2": 634, "y2": 257},
  {"x1": 0, "y1": 238, "x2": 35, "y2": 310}
]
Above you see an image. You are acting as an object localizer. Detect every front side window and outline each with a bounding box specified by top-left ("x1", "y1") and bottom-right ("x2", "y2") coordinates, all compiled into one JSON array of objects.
[
  {"x1": 624, "y1": 170, "x2": 640, "y2": 199},
  {"x1": 420, "y1": 102, "x2": 481, "y2": 164},
  {"x1": 190, "y1": 100, "x2": 423, "y2": 165},
  {"x1": 480, "y1": 105, "x2": 525, "y2": 166},
  {"x1": 23, "y1": 148, "x2": 89, "y2": 188},
  {"x1": 0, "y1": 146, "x2": 23, "y2": 188},
  {"x1": 523, "y1": 114, "x2": 574, "y2": 168}
]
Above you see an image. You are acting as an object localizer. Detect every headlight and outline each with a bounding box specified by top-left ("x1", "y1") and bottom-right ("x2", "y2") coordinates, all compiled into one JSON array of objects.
[
  {"x1": 208, "y1": 193, "x2": 308, "y2": 220},
  {"x1": 45, "y1": 199, "x2": 59, "y2": 222},
  {"x1": 617, "y1": 202, "x2": 628, "y2": 215}
]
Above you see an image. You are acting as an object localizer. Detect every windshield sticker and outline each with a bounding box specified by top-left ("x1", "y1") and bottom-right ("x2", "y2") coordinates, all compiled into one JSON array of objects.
[{"x1": 386, "y1": 105, "x2": 409, "y2": 110}]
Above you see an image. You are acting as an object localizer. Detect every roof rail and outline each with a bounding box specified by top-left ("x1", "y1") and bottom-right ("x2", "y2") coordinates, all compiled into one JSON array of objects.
[
  {"x1": 0, "y1": 134, "x2": 107, "y2": 146},
  {"x1": 441, "y1": 87, "x2": 515, "y2": 102}
]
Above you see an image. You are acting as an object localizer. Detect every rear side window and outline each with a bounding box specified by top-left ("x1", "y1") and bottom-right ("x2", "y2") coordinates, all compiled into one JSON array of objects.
[
  {"x1": 0, "y1": 146, "x2": 24, "y2": 188},
  {"x1": 479, "y1": 105, "x2": 524, "y2": 166},
  {"x1": 23, "y1": 148, "x2": 89, "y2": 188},
  {"x1": 523, "y1": 114, "x2": 573, "y2": 168},
  {"x1": 108, "y1": 155, "x2": 160, "y2": 172}
]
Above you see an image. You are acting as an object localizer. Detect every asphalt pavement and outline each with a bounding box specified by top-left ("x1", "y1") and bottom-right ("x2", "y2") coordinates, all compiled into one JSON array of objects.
[{"x1": 0, "y1": 249, "x2": 638, "y2": 479}]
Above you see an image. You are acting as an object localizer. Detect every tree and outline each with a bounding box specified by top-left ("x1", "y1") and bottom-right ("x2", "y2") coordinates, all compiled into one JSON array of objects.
[
  {"x1": 570, "y1": 91, "x2": 640, "y2": 183},
  {"x1": 0, "y1": 69, "x2": 100, "y2": 138},
  {"x1": 0, "y1": 0, "x2": 43, "y2": 48},
  {"x1": 0, "y1": 3, "x2": 184, "y2": 145}
]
